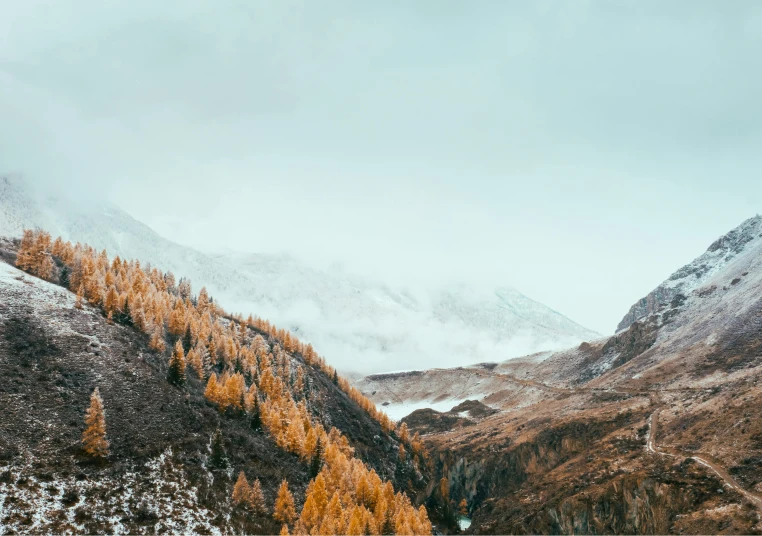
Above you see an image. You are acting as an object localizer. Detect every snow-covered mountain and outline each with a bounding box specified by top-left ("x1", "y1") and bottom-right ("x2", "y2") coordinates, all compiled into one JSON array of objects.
[
  {"x1": 0, "y1": 176, "x2": 599, "y2": 374},
  {"x1": 617, "y1": 214, "x2": 762, "y2": 332}
]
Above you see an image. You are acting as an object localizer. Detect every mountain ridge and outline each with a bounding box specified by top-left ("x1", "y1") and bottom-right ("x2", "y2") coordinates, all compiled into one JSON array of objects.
[{"x1": 0, "y1": 176, "x2": 598, "y2": 374}]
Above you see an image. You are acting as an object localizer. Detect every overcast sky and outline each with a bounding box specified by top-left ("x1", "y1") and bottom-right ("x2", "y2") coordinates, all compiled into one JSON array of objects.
[{"x1": 2, "y1": 0, "x2": 762, "y2": 334}]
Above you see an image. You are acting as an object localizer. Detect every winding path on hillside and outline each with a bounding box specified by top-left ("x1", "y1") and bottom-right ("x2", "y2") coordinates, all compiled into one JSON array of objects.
[{"x1": 646, "y1": 406, "x2": 762, "y2": 509}]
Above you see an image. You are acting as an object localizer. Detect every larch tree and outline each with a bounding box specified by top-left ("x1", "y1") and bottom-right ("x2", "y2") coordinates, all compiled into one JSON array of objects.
[
  {"x1": 249, "y1": 478, "x2": 267, "y2": 513},
  {"x1": 274, "y1": 480, "x2": 297, "y2": 525},
  {"x1": 232, "y1": 471, "x2": 251, "y2": 507},
  {"x1": 82, "y1": 387, "x2": 109, "y2": 457},
  {"x1": 149, "y1": 326, "x2": 167, "y2": 352},
  {"x1": 168, "y1": 339, "x2": 186, "y2": 386},
  {"x1": 75, "y1": 284, "x2": 84, "y2": 309}
]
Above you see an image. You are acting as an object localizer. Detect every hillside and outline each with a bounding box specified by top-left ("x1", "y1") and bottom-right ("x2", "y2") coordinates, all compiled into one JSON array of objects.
[
  {"x1": 0, "y1": 176, "x2": 598, "y2": 375},
  {"x1": 0, "y1": 235, "x2": 436, "y2": 534},
  {"x1": 358, "y1": 215, "x2": 762, "y2": 534}
]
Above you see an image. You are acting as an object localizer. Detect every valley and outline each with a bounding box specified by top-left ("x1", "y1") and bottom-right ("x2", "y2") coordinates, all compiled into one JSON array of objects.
[{"x1": 357, "y1": 215, "x2": 762, "y2": 534}]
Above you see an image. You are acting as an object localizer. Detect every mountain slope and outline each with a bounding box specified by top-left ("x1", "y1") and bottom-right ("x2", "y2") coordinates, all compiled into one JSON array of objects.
[
  {"x1": 0, "y1": 238, "x2": 437, "y2": 534},
  {"x1": 0, "y1": 176, "x2": 598, "y2": 374},
  {"x1": 617, "y1": 215, "x2": 762, "y2": 332},
  {"x1": 356, "y1": 215, "x2": 762, "y2": 534}
]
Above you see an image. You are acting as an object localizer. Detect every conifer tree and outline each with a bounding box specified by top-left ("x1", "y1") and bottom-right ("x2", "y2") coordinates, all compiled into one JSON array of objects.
[
  {"x1": 82, "y1": 387, "x2": 109, "y2": 457},
  {"x1": 168, "y1": 339, "x2": 186, "y2": 386},
  {"x1": 458, "y1": 498, "x2": 468, "y2": 517},
  {"x1": 250, "y1": 397, "x2": 262, "y2": 430},
  {"x1": 249, "y1": 478, "x2": 267, "y2": 513},
  {"x1": 210, "y1": 428, "x2": 226, "y2": 468},
  {"x1": 149, "y1": 327, "x2": 166, "y2": 352},
  {"x1": 60, "y1": 266, "x2": 70, "y2": 289},
  {"x1": 398, "y1": 422, "x2": 410, "y2": 444},
  {"x1": 182, "y1": 324, "x2": 193, "y2": 354},
  {"x1": 279, "y1": 524, "x2": 290, "y2": 536},
  {"x1": 75, "y1": 284, "x2": 84, "y2": 309},
  {"x1": 274, "y1": 480, "x2": 297, "y2": 525},
  {"x1": 232, "y1": 471, "x2": 251, "y2": 506},
  {"x1": 310, "y1": 436, "x2": 323, "y2": 478}
]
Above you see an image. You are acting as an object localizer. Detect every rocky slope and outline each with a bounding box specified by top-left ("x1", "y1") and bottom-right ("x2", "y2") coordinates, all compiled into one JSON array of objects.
[
  {"x1": 358, "y1": 215, "x2": 762, "y2": 534},
  {"x1": 0, "y1": 176, "x2": 598, "y2": 375},
  {"x1": 0, "y1": 240, "x2": 433, "y2": 534},
  {"x1": 616, "y1": 215, "x2": 762, "y2": 332}
]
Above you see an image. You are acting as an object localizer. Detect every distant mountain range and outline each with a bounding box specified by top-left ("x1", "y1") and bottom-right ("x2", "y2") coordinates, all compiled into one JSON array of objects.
[{"x1": 0, "y1": 176, "x2": 599, "y2": 374}]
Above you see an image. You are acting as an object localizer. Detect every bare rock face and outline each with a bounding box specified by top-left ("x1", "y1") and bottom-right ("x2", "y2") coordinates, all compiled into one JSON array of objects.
[{"x1": 617, "y1": 215, "x2": 762, "y2": 332}]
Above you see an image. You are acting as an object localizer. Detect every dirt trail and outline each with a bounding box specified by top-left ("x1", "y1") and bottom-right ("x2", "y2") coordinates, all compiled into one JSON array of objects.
[{"x1": 647, "y1": 406, "x2": 762, "y2": 509}]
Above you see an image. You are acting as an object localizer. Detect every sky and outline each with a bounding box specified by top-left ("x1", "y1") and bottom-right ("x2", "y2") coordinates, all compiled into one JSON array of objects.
[{"x1": 2, "y1": 0, "x2": 762, "y2": 334}]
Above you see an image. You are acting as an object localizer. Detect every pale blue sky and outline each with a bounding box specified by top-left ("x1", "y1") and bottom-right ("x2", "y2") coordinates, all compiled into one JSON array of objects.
[{"x1": 1, "y1": 1, "x2": 761, "y2": 333}]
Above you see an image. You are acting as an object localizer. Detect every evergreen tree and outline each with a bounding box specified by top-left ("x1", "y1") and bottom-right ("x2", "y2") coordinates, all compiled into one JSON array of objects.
[
  {"x1": 116, "y1": 296, "x2": 133, "y2": 326},
  {"x1": 182, "y1": 324, "x2": 193, "y2": 354},
  {"x1": 82, "y1": 387, "x2": 109, "y2": 457},
  {"x1": 332, "y1": 369, "x2": 339, "y2": 385},
  {"x1": 250, "y1": 397, "x2": 262, "y2": 430},
  {"x1": 210, "y1": 428, "x2": 226, "y2": 468},
  {"x1": 168, "y1": 339, "x2": 186, "y2": 386},
  {"x1": 309, "y1": 436, "x2": 323, "y2": 478},
  {"x1": 59, "y1": 266, "x2": 70, "y2": 289}
]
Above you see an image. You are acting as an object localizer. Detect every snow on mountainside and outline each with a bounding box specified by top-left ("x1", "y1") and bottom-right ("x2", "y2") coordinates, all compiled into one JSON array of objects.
[
  {"x1": 0, "y1": 176, "x2": 598, "y2": 374},
  {"x1": 617, "y1": 215, "x2": 762, "y2": 332}
]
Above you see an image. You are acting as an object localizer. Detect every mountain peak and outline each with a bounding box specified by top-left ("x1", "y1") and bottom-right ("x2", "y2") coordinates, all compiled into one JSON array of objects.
[{"x1": 617, "y1": 215, "x2": 762, "y2": 332}]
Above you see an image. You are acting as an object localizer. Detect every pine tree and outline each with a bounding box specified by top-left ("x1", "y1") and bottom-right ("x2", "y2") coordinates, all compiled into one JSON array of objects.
[
  {"x1": 279, "y1": 524, "x2": 290, "y2": 536},
  {"x1": 168, "y1": 339, "x2": 186, "y2": 386},
  {"x1": 332, "y1": 369, "x2": 339, "y2": 385},
  {"x1": 182, "y1": 324, "x2": 193, "y2": 354},
  {"x1": 274, "y1": 479, "x2": 297, "y2": 525},
  {"x1": 309, "y1": 436, "x2": 323, "y2": 478},
  {"x1": 82, "y1": 387, "x2": 109, "y2": 457},
  {"x1": 60, "y1": 266, "x2": 70, "y2": 289},
  {"x1": 210, "y1": 428, "x2": 226, "y2": 468},
  {"x1": 250, "y1": 396, "x2": 262, "y2": 430},
  {"x1": 232, "y1": 471, "x2": 251, "y2": 507},
  {"x1": 116, "y1": 296, "x2": 133, "y2": 326}
]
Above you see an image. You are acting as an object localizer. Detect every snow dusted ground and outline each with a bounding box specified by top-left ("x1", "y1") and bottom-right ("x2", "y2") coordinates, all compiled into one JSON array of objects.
[
  {"x1": 0, "y1": 176, "x2": 599, "y2": 375},
  {"x1": 0, "y1": 449, "x2": 222, "y2": 535}
]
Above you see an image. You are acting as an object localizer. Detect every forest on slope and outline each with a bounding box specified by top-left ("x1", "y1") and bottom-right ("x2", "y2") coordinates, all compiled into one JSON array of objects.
[{"x1": 0, "y1": 230, "x2": 453, "y2": 535}]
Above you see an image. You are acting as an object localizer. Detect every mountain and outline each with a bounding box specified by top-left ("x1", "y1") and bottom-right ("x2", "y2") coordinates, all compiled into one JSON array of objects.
[
  {"x1": 617, "y1": 215, "x2": 762, "y2": 332},
  {"x1": 0, "y1": 236, "x2": 438, "y2": 534},
  {"x1": 0, "y1": 176, "x2": 598, "y2": 375},
  {"x1": 357, "y1": 215, "x2": 762, "y2": 534}
]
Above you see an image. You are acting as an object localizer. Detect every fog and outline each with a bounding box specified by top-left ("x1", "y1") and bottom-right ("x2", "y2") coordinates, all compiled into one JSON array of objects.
[{"x1": 2, "y1": 1, "x2": 762, "y2": 333}]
